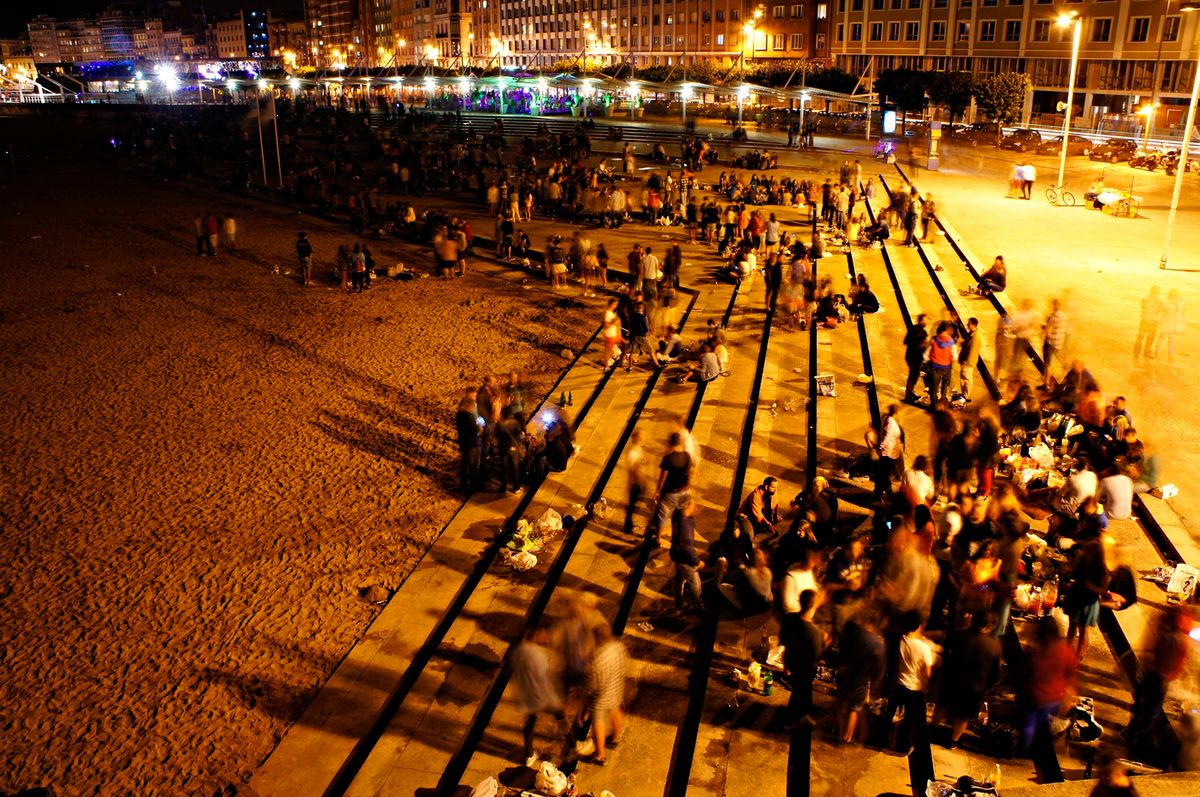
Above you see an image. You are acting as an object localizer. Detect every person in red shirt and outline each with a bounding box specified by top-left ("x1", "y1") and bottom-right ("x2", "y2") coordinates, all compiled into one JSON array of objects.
[{"x1": 1021, "y1": 618, "x2": 1077, "y2": 751}]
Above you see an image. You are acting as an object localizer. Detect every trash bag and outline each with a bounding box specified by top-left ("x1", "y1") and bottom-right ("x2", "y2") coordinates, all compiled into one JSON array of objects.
[
  {"x1": 535, "y1": 761, "x2": 569, "y2": 796},
  {"x1": 511, "y1": 551, "x2": 538, "y2": 571},
  {"x1": 470, "y1": 776, "x2": 499, "y2": 797},
  {"x1": 1028, "y1": 441, "x2": 1055, "y2": 469},
  {"x1": 535, "y1": 508, "x2": 563, "y2": 536}
]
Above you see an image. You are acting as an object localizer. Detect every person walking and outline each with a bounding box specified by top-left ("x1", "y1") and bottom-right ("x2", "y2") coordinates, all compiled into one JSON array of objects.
[
  {"x1": 586, "y1": 624, "x2": 628, "y2": 765},
  {"x1": 193, "y1": 214, "x2": 207, "y2": 256},
  {"x1": 455, "y1": 387, "x2": 482, "y2": 494},
  {"x1": 295, "y1": 232, "x2": 313, "y2": 286},
  {"x1": 511, "y1": 624, "x2": 566, "y2": 764},
  {"x1": 1042, "y1": 298, "x2": 1069, "y2": 387},
  {"x1": 1133, "y1": 285, "x2": 1165, "y2": 364},
  {"x1": 623, "y1": 429, "x2": 650, "y2": 536},
  {"x1": 221, "y1": 213, "x2": 238, "y2": 251},
  {"x1": 203, "y1": 211, "x2": 219, "y2": 255},
  {"x1": 649, "y1": 432, "x2": 693, "y2": 547},
  {"x1": 669, "y1": 495, "x2": 705, "y2": 612},
  {"x1": 903, "y1": 314, "x2": 930, "y2": 403},
  {"x1": 874, "y1": 404, "x2": 905, "y2": 501}
]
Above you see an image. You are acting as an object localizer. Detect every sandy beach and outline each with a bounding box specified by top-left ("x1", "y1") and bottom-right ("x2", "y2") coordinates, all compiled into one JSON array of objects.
[{"x1": 0, "y1": 116, "x2": 592, "y2": 795}]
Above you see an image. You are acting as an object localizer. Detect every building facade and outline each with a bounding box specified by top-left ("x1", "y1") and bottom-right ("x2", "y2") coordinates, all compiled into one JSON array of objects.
[
  {"x1": 829, "y1": 0, "x2": 1200, "y2": 127},
  {"x1": 471, "y1": 0, "x2": 831, "y2": 70},
  {"x1": 305, "y1": 0, "x2": 361, "y2": 66}
]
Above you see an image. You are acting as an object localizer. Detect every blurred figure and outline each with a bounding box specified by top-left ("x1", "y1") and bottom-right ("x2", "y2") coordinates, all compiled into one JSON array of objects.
[
  {"x1": 455, "y1": 388, "x2": 482, "y2": 494},
  {"x1": 669, "y1": 495, "x2": 705, "y2": 612},
  {"x1": 939, "y1": 610, "x2": 1001, "y2": 747},
  {"x1": 1156, "y1": 288, "x2": 1184, "y2": 364},
  {"x1": 1041, "y1": 298, "x2": 1069, "y2": 387},
  {"x1": 586, "y1": 623, "x2": 628, "y2": 764},
  {"x1": 512, "y1": 624, "x2": 566, "y2": 763},
  {"x1": 836, "y1": 609, "x2": 886, "y2": 744},
  {"x1": 780, "y1": 589, "x2": 827, "y2": 729},
  {"x1": 1133, "y1": 286, "x2": 1164, "y2": 364},
  {"x1": 993, "y1": 314, "x2": 1016, "y2": 382},
  {"x1": 1021, "y1": 617, "x2": 1077, "y2": 752},
  {"x1": 624, "y1": 429, "x2": 649, "y2": 536},
  {"x1": 1089, "y1": 750, "x2": 1140, "y2": 797},
  {"x1": 1126, "y1": 605, "x2": 1193, "y2": 752}
]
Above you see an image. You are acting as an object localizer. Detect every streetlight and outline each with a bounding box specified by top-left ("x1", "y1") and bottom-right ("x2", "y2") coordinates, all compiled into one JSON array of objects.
[
  {"x1": 736, "y1": 84, "x2": 750, "y2": 123},
  {"x1": 680, "y1": 82, "x2": 694, "y2": 123},
  {"x1": 1054, "y1": 11, "x2": 1082, "y2": 201},
  {"x1": 1138, "y1": 103, "x2": 1158, "y2": 150},
  {"x1": 1160, "y1": 0, "x2": 1200, "y2": 269},
  {"x1": 741, "y1": 22, "x2": 756, "y2": 76}
]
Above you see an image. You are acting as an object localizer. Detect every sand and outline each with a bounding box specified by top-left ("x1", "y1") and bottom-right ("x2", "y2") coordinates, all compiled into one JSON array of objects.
[{"x1": 0, "y1": 117, "x2": 593, "y2": 795}]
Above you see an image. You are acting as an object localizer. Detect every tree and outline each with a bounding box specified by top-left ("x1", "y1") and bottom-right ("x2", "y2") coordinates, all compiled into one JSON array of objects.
[
  {"x1": 799, "y1": 67, "x2": 858, "y2": 95},
  {"x1": 872, "y1": 68, "x2": 928, "y2": 130},
  {"x1": 971, "y1": 72, "x2": 1032, "y2": 127},
  {"x1": 926, "y1": 72, "x2": 974, "y2": 124}
]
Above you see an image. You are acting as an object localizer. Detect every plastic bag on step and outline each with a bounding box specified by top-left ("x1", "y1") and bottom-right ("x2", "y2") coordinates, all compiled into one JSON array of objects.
[
  {"x1": 535, "y1": 761, "x2": 569, "y2": 795},
  {"x1": 535, "y1": 508, "x2": 563, "y2": 536},
  {"x1": 510, "y1": 551, "x2": 538, "y2": 571},
  {"x1": 470, "y1": 776, "x2": 499, "y2": 797}
]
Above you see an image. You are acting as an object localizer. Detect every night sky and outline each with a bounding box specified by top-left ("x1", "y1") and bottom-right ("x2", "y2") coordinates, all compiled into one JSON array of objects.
[{"x1": 1, "y1": 1, "x2": 304, "y2": 38}]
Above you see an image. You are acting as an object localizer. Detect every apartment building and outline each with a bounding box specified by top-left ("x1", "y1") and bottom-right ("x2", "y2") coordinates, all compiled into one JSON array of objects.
[
  {"x1": 305, "y1": 0, "x2": 361, "y2": 66},
  {"x1": 470, "y1": 0, "x2": 830, "y2": 70},
  {"x1": 212, "y1": 10, "x2": 272, "y2": 60},
  {"x1": 830, "y1": 0, "x2": 1200, "y2": 125},
  {"x1": 28, "y1": 16, "x2": 106, "y2": 64}
]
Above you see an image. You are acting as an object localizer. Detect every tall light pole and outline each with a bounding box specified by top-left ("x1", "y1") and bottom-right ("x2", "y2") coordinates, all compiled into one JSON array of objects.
[
  {"x1": 1054, "y1": 11, "x2": 1082, "y2": 198},
  {"x1": 1160, "y1": 1, "x2": 1200, "y2": 270},
  {"x1": 737, "y1": 84, "x2": 750, "y2": 123}
]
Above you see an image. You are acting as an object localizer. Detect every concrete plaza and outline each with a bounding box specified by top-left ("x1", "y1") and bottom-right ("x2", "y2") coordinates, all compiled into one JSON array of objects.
[{"x1": 247, "y1": 113, "x2": 1200, "y2": 797}]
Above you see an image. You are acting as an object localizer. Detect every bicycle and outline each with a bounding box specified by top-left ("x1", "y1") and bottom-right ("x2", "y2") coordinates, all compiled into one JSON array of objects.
[{"x1": 1045, "y1": 184, "x2": 1076, "y2": 207}]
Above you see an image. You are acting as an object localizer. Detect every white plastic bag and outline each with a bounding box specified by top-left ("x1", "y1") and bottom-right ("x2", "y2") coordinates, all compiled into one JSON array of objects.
[
  {"x1": 1029, "y1": 441, "x2": 1054, "y2": 469},
  {"x1": 470, "y1": 776, "x2": 499, "y2": 797},
  {"x1": 535, "y1": 761, "x2": 568, "y2": 795},
  {"x1": 511, "y1": 551, "x2": 538, "y2": 571},
  {"x1": 535, "y1": 508, "x2": 563, "y2": 535}
]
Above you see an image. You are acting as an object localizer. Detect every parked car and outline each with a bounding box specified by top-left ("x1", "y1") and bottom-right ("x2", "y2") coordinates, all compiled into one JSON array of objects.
[
  {"x1": 998, "y1": 128, "x2": 1043, "y2": 152},
  {"x1": 1036, "y1": 134, "x2": 1094, "y2": 157},
  {"x1": 1088, "y1": 139, "x2": 1139, "y2": 163},
  {"x1": 947, "y1": 122, "x2": 997, "y2": 146}
]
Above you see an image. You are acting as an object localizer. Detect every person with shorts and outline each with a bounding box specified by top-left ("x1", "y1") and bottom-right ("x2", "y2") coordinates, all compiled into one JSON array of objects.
[
  {"x1": 836, "y1": 611, "x2": 886, "y2": 743},
  {"x1": 623, "y1": 301, "x2": 651, "y2": 370},
  {"x1": 586, "y1": 623, "x2": 628, "y2": 765}
]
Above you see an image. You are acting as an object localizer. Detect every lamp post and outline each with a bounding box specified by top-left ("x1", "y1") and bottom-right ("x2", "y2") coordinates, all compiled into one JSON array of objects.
[
  {"x1": 1054, "y1": 11, "x2": 1082, "y2": 199},
  {"x1": 737, "y1": 84, "x2": 750, "y2": 123},
  {"x1": 1139, "y1": 104, "x2": 1157, "y2": 149},
  {"x1": 1159, "y1": 1, "x2": 1200, "y2": 270}
]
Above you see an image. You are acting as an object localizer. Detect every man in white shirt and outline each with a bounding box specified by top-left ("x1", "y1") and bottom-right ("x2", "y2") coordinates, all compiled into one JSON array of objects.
[
  {"x1": 890, "y1": 611, "x2": 937, "y2": 752},
  {"x1": 874, "y1": 404, "x2": 905, "y2": 500},
  {"x1": 1020, "y1": 162, "x2": 1037, "y2": 200},
  {"x1": 1055, "y1": 459, "x2": 1098, "y2": 516},
  {"x1": 1098, "y1": 462, "x2": 1134, "y2": 521},
  {"x1": 640, "y1": 247, "x2": 661, "y2": 301}
]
